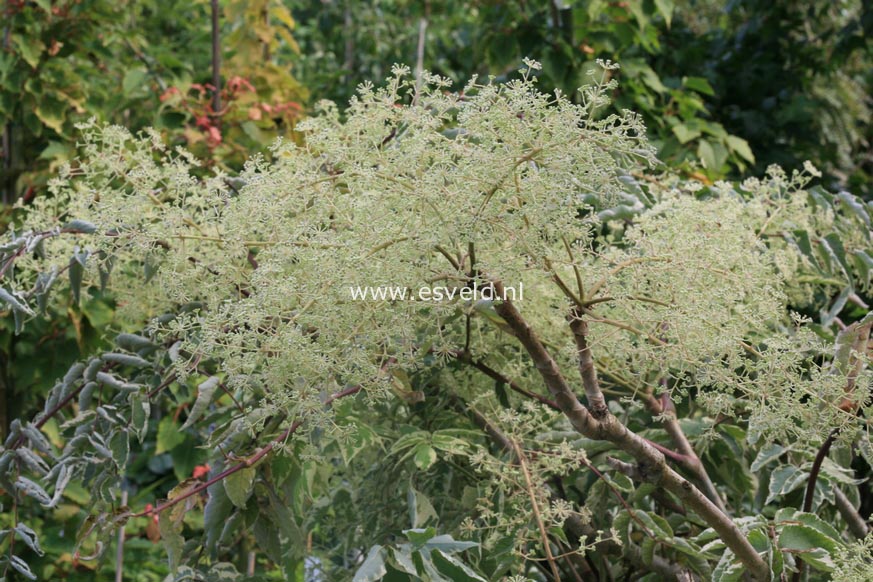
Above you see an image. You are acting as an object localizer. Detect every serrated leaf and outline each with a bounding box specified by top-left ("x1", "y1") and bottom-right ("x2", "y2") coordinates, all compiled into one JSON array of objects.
[
  {"x1": 779, "y1": 525, "x2": 840, "y2": 571},
  {"x1": 726, "y1": 135, "x2": 755, "y2": 163},
  {"x1": 224, "y1": 467, "x2": 256, "y2": 509},
  {"x1": 672, "y1": 123, "x2": 701, "y2": 144}
]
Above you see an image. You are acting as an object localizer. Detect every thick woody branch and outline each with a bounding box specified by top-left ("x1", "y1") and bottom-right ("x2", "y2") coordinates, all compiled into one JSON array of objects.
[
  {"x1": 491, "y1": 281, "x2": 600, "y2": 437},
  {"x1": 644, "y1": 391, "x2": 728, "y2": 514},
  {"x1": 491, "y1": 282, "x2": 770, "y2": 580},
  {"x1": 834, "y1": 487, "x2": 869, "y2": 539},
  {"x1": 457, "y1": 394, "x2": 689, "y2": 580},
  {"x1": 568, "y1": 311, "x2": 609, "y2": 419}
]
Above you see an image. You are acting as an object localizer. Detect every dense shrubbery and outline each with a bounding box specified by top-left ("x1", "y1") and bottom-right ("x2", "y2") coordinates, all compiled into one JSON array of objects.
[{"x1": 0, "y1": 62, "x2": 870, "y2": 580}]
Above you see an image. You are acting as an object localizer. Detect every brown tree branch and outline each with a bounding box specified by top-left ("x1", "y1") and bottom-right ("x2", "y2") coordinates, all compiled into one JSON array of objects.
[
  {"x1": 834, "y1": 487, "x2": 869, "y2": 539},
  {"x1": 568, "y1": 311, "x2": 609, "y2": 418},
  {"x1": 643, "y1": 391, "x2": 728, "y2": 514},
  {"x1": 490, "y1": 281, "x2": 770, "y2": 580},
  {"x1": 133, "y1": 384, "x2": 362, "y2": 519}
]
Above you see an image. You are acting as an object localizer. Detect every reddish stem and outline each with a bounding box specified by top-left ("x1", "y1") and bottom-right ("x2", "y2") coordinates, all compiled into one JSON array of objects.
[{"x1": 133, "y1": 384, "x2": 362, "y2": 519}]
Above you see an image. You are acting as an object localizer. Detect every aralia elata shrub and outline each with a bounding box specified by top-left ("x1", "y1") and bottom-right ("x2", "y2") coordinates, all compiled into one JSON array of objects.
[{"x1": 0, "y1": 60, "x2": 871, "y2": 581}]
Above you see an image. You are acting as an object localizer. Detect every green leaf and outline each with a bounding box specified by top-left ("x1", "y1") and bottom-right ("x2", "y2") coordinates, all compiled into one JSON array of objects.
[
  {"x1": 837, "y1": 191, "x2": 871, "y2": 228},
  {"x1": 14, "y1": 523, "x2": 44, "y2": 556},
  {"x1": 673, "y1": 122, "x2": 701, "y2": 144},
  {"x1": 123, "y1": 69, "x2": 148, "y2": 96},
  {"x1": 224, "y1": 467, "x2": 256, "y2": 509},
  {"x1": 413, "y1": 444, "x2": 437, "y2": 471},
  {"x1": 852, "y1": 250, "x2": 873, "y2": 284},
  {"x1": 822, "y1": 233, "x2": 851, "y2": 278},
  {"x1": 15, "y1": 476, "x2": 51, "y2": 505},
  {"x1": 711, "y1": 549, "x2": 743, "y2": 582},
  {"x1": 405, "y1": 527, "x2": 437, "y2": 549},
  {"x1": 181, "y1": 376, "x2": 220, "y2": 429},
  {"x1": 431, "y1": 549, "x2": 486, "y2": 582},
  {"x1": 253, "y1": 516, "x2": 282, "y2": 564},
  {"x1": 421, "y1": 534, "x2": 478, "y2": 554},
  {"x1": 775, "y1": 509, "x2": 843, "y2": 544},
  {"x1": 751, "y1": 443, "x2": 788, "y2": 472},
  {"x1": 779, "y1": 525, "x2": 841, "y2": 571},
  {"x1": 697, "y1": 139, "x2": 717, "y2": 169},
  {"x1": 789, "y1": 229, "x2": 818, "y2": 268},
  {"x1": 109, "y1": 430, "x2": 129, "y2": 469},
  {"x1": 407, "y1": 484, "x2": 438, "y2": 529},
  {"x1": 641, "y1": 536, "x2": 656, "y2": 566},
  {"x1": 766, "y1": 465, "x2": 805, "y2": 504},
  {"x1": 101, "y1": 352, "x2": 151, "y2": 368},
  {"x1": 654, "y1": 0, "x2": 674, "y2": 27},
  {"x1": 0, "y1": 287, "x2": 35, "y2": 316},
  {"x1": 34, "y1": 98, "x2": 67, "y2": 134},
  {"x1": 39, "y1": 140, "x2": 72, "y2": 162},
  {"x1": 129, "y1": 391, "x2": 151, "y2": 443},
  {"x1": 353, "y1": 546, "x2": 387, "y2": 582},
  {"x1": 725, "y1": 135, "x2": 755, "y2": 163},
  {"x1": 684, "y1": 76, "x2": 714, "y2": 96},
  {"x1": 9, "y1": 555, "x2": 37, "y2": 580},
  {"x1": 158, "y1": 510, "x2": 185, "y2": 573},
  {"x1": 11, "y1": 34, "x2": 45, "y2": 68},
  {"x1": 636, "y1": 511, "x2": 673, "y2": 540},
  {"x1": 204, "y1": 475, "x2": 234, "y2": 554},
  {"x1": 156, "y1": 416, "x2": 186, "y2": 454},
  {"x1": 63, "y1": 219, "x2": 97, "y2": 234}
]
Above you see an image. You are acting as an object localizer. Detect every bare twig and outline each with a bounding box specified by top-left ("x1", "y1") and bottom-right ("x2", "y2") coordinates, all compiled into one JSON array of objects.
[{"x1": 511, "y1": 439, "x2": 561, "y2": 581}]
